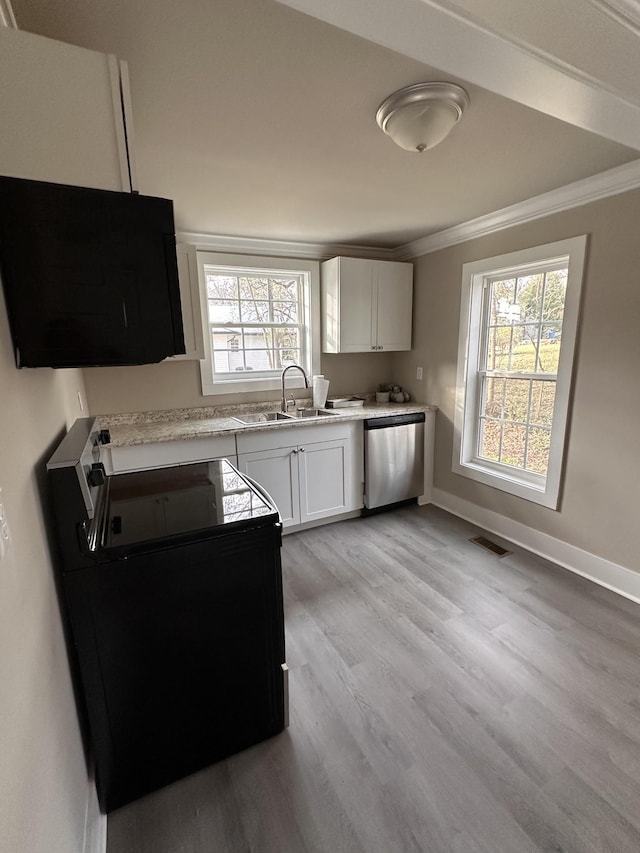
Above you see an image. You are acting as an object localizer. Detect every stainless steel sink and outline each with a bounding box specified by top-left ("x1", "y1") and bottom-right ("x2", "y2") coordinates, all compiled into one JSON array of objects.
[
  {"x1": 292, "y1": 408, "x2": 333, "y2": 418},
  {"x1": 231, "y1": 411, "x2": 294, "y2": 425}
]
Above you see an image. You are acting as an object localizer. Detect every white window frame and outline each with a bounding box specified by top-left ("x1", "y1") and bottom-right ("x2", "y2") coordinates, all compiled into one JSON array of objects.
[
  {"x1": 453, "y1": 235, "x2": 587, "y2": 509},
  {"x1": 197, "y1": 252, "x2": 321, "y2": 396}
]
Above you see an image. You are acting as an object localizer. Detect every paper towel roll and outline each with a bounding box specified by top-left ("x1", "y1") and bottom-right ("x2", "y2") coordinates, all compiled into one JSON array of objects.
[{"x1": 312, "y1": 375, "x2": 330, "y2": 407}]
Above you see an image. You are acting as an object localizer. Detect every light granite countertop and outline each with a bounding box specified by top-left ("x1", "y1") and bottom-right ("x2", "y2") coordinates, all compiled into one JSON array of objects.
[{"x1": 97, "y1": 398, "x2": 436, "y2": 448}]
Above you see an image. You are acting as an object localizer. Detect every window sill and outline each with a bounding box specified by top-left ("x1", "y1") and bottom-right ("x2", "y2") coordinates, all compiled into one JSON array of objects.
[
  {"x1": 199, "y1": 368, "x2": 309, "y2": 397},
  {"x1": 452, "y1": 457, "x2": 559, "y2": 509}
]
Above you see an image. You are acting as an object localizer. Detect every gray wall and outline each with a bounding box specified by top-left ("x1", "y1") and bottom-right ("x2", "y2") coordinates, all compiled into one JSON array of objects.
[
  {"x1": 0, "y1": 291, "x2": 90, "y2": 851},
  {"x1": 394, "y1": 188, "x2": 640, "y2": 572},
  {"x1": 83, "y1": 349, "x2": 396, "y2": 414}
]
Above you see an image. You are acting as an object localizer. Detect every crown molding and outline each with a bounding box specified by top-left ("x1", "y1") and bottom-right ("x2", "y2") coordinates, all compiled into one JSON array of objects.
[
  {"x1": 275, "y1": 0, "x2": 640, "y2": 148},
  {"x1": 0, "y1": 0, "x2": 17, "y2": 28},
  {"x1": 180, "y1": 159, "x2": 640, "y2": 263},
  {"x1": 176, "y1": 230, "x2": 396, "y2": 261},
  {"x1": 587, "y1": 0, "x2": 640, "y2": 36},
  {"x1": 394, "y1": 158, "x2": 640, "y2": 260}
]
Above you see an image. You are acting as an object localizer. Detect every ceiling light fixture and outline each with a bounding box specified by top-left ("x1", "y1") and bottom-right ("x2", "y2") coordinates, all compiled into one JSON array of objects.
[{"x1": 376, "y1": 82, "x2": 470, "y2": 153}]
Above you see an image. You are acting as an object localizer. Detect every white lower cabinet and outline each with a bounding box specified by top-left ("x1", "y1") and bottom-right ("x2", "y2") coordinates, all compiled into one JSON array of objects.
[
  {"x1": 237, "y1": 423, "x2": 362, "y2": 529},
  {"x1": 239, "y1": 446, "x2": 299, "y2": 526}
]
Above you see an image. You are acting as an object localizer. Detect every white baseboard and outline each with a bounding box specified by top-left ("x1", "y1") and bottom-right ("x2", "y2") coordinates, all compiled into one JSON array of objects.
[
  {"x1": 432, "y1": 487, "x2": 640, "y2": 605},
  {"x1": 83, "y1": 770, "x2": 107, "y2": 853}
]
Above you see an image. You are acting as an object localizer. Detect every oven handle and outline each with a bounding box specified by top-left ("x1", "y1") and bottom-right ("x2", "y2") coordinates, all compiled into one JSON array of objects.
[{"x1": 78, "y1": 478, "x2": 110, "y2": 556}]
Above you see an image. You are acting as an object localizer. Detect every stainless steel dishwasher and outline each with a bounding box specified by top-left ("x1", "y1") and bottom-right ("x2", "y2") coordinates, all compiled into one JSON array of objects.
[{"x1": 363, "y1": 412, "x2": 426, "y2": 510}]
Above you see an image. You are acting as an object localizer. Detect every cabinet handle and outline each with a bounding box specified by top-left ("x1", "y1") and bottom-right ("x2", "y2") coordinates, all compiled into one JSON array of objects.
[
  {"x1": 299, "y1": 447, "x2": 305, "y2": 452},
  {"x1": 292, "y1": 448, "x2": 298, "y2": 454},
  {"x1": 378, "y1": 345, "x2": 383, "y2": 350}
]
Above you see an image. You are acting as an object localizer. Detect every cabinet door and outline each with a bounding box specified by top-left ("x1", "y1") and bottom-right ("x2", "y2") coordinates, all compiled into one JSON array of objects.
[
  {"x1": 0, "y1": 26, "x2": 130, "y2": 191},
  {"x1": 0, "y1": 182, "x2": 182, "y2": 367},
  {"x1": 238, "y1": 447, "x2": 300, "y2": 528},
  {"x1": 337, "y1": 257, "x2": 376, "y2": 352},
  {"x1": 375, "y1": 260, "x2": 413, "y2": 351},
  {"x1": 297, "y1": 438, "x2": 352, "y2": 524},
  {"x1": 167, "y1": 243, "x2": 205, "y2": 361}
]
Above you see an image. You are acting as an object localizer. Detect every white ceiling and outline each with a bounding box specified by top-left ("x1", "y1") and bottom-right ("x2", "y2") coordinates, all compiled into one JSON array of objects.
[{"x1": 9, "y1": 0, "x2": 640, "y2": 250}]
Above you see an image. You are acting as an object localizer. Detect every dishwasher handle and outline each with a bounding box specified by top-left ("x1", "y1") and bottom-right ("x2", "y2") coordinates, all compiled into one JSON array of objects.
[{"x1": 363, "y1": 412, "x2": 425, "y2": 430}]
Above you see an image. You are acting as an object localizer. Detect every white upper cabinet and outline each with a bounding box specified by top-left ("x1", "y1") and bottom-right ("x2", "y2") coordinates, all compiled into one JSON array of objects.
[
  {"x1": 0, "y1": 25, "x2": 136, "y2": 191},
  {"x1": 321, "y1": 257, "x2": 413, "y2": 353}
]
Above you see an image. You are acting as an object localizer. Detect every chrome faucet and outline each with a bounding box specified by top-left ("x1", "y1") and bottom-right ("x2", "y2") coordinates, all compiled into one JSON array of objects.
[{"x1": 281, "y1": 364, "x2": 309, "y2": 412}]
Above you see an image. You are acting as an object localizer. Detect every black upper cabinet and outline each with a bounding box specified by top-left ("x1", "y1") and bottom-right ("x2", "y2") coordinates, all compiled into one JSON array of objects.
[{"x1": 0, "y1": 176, "x2": 186, "y2": 368}]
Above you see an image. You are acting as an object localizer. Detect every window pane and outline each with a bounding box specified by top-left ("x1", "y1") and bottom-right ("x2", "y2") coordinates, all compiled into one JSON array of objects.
[
  {"x1": 210, "y1": 325, "x2": 301, "y2": 374},
  {"x1": 243, "y1": 348, "x2": 301, "y2": 370},
  {"x1": 503, "y1": 378, "x2": 530, "y2": 423},
  {"x1": 239, "y1": 277, "x2": 268, "y2": 300},
  {"x1": 538, "y1": 327, "x2": 562, "y2": 373},
  {"x1": 272, "y1": 301, "x2": 298, "y2": 323},
  {"x1": 240, "y1": 300, "x2": 270, "y2": 322},
  {"x1": 486, "y1": 270, "x2": 571, "y2": 377},
  {"x1": 211, "y1": 329, "x2": 241, "y2": 350},
  {"x1": 270, "y1": 278, "x2": 298, "y2": 300},
  {"x1": 500, "y1": 423, "x2": 527, "y2": 468},
  {"x1": 207, "y1": 275, "x2": 238, "y2": 300},
  {"x1": 242, "y1": 349, "x2": 273, "y2": 371},
  {"x1": 272, "y1": 327, "x2": 300, "y2": 348},
  {"x1": 478, "y1": 375, "x2": 556, "y2": 473},
  {"x1": 482, "y1": 376, "x2": 505, "y2": 418},
  {"x1": 209, "y1": 300, "x2": 239, "y2": 323},
  {"x1": 511, "y1": 339, "x2": 540, "y2": 372},
  {"x1": 213, "y1": 349, "x2": 246, "y2": 372},
  {"x1": 517, "y1": 273, "x2": 545, "y2": 323},
  {"x1": 489, "y1": 278, "x2": 517, "y2": 326},
  {"x1": 525, "y1": 427, "x2": 551, "y2": 474},
  {"x1": 478, "y1": 417, "x2": 502, "y2": 463},
  {"x1": 486, "y1": 327, "x2": 513, "y2": 370},
  {"x1": 529, "y1": 381, "x2": 556, "y2": 426},
  {"x1": 542, "y1": 269, "x2": 567, "y2": 321}
]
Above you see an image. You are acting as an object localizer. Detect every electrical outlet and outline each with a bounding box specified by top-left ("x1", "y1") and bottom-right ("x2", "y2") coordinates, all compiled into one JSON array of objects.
[{"x1": 416, "y1": 366, "x2": 423, "y2": 380}]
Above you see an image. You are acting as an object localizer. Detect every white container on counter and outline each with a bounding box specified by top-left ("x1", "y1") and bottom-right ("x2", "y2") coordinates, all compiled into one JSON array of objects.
[{"x1": 312, "y1": 375, "x2": 330, "y2": 407}]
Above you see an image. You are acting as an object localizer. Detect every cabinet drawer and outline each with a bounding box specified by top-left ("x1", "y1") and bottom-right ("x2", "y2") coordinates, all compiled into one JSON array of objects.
[{"x1": 108, "y1": 435, "x2": 237, "y2": 472}]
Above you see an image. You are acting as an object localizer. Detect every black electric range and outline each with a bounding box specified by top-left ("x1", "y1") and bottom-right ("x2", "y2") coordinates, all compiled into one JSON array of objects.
[{"x1": 47, "y1": 418, "x2": 287, "y2": 812}]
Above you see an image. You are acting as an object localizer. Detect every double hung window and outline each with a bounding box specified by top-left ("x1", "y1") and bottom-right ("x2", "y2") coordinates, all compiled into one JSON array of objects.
[
  {"x1": 198, "y1": 252, "x2": 320, "y2": 395},
  {"x1": 453, "y1": 236, "x2": 586, "y2": 508}
]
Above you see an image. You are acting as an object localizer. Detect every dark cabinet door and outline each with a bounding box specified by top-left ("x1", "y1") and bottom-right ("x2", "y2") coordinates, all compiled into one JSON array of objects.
[
  {"x1": 64, "y1": 523, "x2": 285, "y2": 812},
  {"x1": 0, "y1": 176, "x2": 184, "y2": 367}
]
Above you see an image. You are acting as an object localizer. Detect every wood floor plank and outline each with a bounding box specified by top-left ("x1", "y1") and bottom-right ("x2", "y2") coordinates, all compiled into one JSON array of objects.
[{"x1": 107, "y1": 504, "x2": 640, "y2": 853}]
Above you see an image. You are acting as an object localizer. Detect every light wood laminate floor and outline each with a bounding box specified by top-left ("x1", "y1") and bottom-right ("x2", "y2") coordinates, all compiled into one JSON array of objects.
[{"x1": 107, "y1": 505, "x2": 640, "y2": 853}]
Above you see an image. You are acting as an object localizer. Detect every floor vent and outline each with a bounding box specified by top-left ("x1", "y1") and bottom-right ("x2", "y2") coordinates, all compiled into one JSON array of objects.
[{"x1": 470, "y1": 536, "x2": 512, "y2": 558}]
